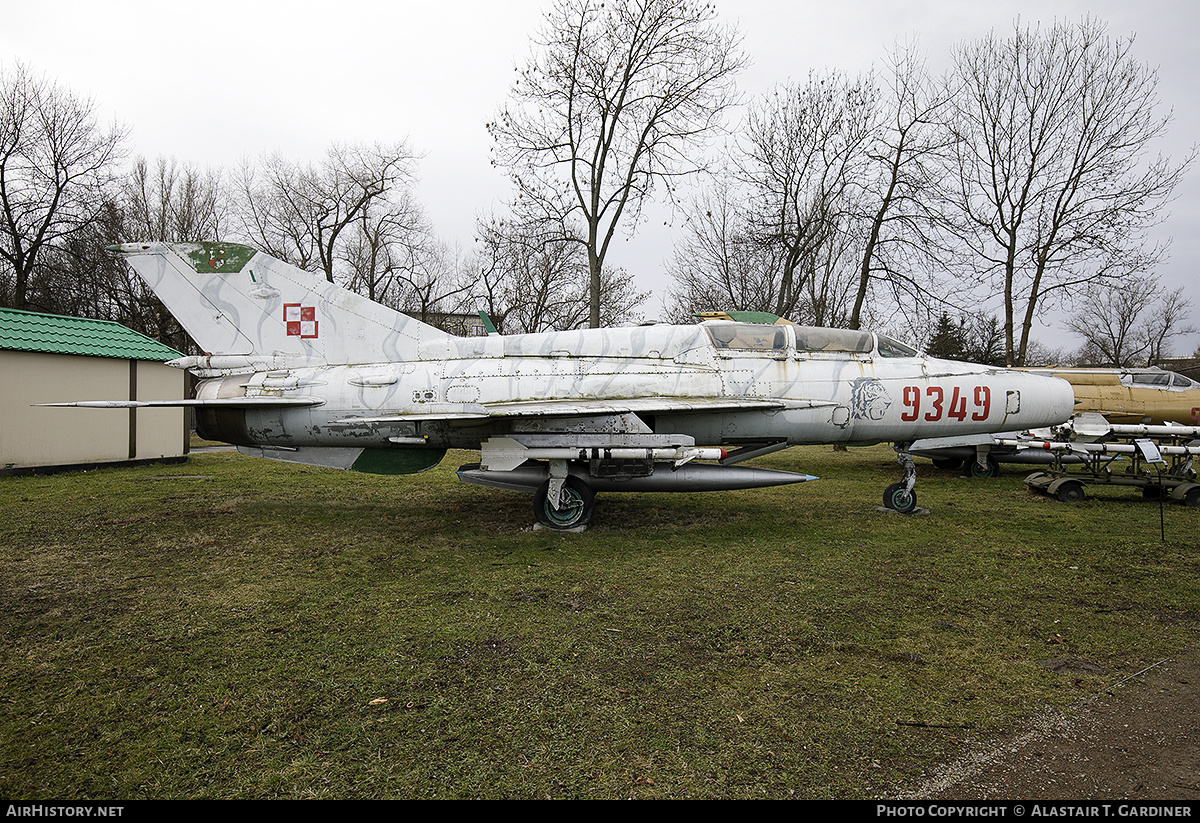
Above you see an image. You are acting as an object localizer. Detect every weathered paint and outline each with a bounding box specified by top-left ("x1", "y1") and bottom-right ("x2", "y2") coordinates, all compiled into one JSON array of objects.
[{"x1": 100, "y1": 242, "x2": 1075, "y2": 499}]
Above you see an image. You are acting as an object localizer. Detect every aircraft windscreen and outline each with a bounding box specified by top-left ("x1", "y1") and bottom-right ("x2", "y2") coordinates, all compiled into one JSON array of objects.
[
  {"x1": 877, "y1": 335, "x2": 918, "y2": 358},
  {"x1": 706, "y1": 324, "x2": 787, "y2": 351}
]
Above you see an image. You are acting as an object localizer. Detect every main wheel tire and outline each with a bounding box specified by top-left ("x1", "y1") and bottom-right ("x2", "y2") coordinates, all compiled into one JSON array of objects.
[
  {"x1": 1056, "y1": 481, "x2": 1086, "y2": 503},
  {"x1": 533, "y1": 476, "x2": 595, "y2": 529},
  {"x1": 883, "y1": 482, "x2": 917, "y2": 514},
  {"x1": 967, "y1": 455, "x2": 1000, "y2": 479}
]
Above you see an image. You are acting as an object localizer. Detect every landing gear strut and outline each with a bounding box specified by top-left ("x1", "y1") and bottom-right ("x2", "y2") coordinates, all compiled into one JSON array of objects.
[{"x1": 884, "y1": 444, "x2": 918, "y2": 514}]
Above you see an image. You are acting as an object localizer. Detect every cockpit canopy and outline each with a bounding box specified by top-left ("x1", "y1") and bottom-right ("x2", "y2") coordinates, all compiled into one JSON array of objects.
[
  {"x1": 1121, "y1": 370, "x2": 1197, "y2": 390},
  {"x1": 702, "y1": 322, "x2": 918, "y2": 357},
  {"x1": 793, "y1": 327, "x2": 874, "y2": 354},
  {"x1": 705, "y1": 323, "x2": 788, "y2": 351}
]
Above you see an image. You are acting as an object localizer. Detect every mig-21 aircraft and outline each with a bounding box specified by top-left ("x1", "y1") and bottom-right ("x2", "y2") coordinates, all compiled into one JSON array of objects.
[
  {"x1": 47, "y1": 242, "x2": 1075, "y2": 528},
  {"x1": 1036, "y1": 367, "x2": 1200, "y2": 426}
]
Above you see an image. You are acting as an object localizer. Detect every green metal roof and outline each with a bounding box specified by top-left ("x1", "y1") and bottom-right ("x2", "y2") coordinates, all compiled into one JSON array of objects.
[{"x1": 0, "y1": 307, "x2": 182, "y2": 361}]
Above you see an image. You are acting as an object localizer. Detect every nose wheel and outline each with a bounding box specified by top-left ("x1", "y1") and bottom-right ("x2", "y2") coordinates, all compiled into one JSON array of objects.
[
  {"x1": 883, "y1": 481, "x2": 917, "y2": 514},
  {"x1": 884, "y1": 445, "x2": 918, "y2": 514}
]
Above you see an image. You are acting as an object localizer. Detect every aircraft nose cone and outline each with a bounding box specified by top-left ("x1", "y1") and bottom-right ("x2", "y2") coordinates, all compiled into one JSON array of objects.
[{"x1": 1026, "y1": 372, "x2": 1075, "y2": 427}]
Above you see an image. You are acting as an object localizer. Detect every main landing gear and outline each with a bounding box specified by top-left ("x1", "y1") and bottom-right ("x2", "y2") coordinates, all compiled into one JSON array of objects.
[
  {"x1": 883, "y1": 444, "x2": 919, "y2": 514},
  {"x1": 532, "y1": 460, "x2": 597, "y2": 530},
  {"x1": 533, "y1": 475, "x2": 595, "y2": 530}
]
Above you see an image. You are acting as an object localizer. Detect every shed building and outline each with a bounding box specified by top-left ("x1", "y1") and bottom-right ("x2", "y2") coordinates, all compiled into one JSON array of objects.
[{"x1": 1, "y1": 308, "x2": 187, "y2": 475}]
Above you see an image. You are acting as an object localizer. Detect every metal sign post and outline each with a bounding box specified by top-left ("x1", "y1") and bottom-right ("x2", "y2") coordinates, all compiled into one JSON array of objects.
[{"x1": 1134, "y1": 439, "x2": 1167, "y2": 541}]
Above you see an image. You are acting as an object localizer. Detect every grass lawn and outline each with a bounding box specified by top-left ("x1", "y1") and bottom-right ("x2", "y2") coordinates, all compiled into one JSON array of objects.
[{"x1": 1, "y1": 444, "x2": 1196, "y2": 798}]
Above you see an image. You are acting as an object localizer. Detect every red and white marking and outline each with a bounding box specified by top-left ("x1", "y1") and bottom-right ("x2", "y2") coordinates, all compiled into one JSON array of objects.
[{"x1": 284, "y1": 304, "x2": 318, "y2": 338}]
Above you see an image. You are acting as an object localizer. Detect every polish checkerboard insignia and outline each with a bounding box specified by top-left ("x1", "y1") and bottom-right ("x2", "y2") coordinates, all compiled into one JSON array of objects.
[{"x1": 284, "y1": 303, "x2": 318, "y2": 338}]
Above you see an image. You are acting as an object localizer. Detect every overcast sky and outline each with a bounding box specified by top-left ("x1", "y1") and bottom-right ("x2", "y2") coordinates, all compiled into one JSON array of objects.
[{"x1": 5, "y1": 0, "x2": 1198, "y2": 352}]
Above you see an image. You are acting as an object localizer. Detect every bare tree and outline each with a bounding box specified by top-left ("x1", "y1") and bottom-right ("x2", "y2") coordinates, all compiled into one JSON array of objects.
[
  {"x1": 800, "y1": 220, "x2": 859, "y2": 328},
  {"x1": 123, "y1": 156, "x2": 224, "y2": 242},
  {"x1": 106, "y1": 156, "x2": 227, "y2": 350},
  {"x1": 850, "y1": 44, "x2": 957, "y2": 330},
  {"x1": 963, "y1": 313, "x2": 1006, "y2": 366},
  {"x1": 663, "y1": 178, "x2": 786, "y2": 320},
  {"x1": 30, "y1": 199, "x2": 126, "y2": 321},
  {"x1": 3, "y1": 152, "x2": 216, "y2": 348},
  {"x1": 1066, "y1": 277, "x2": 1156, "y2": 366},
  {"x1": 235, "y1": 141, "x2": 416, "y2": 283},
  {"x1": 667, "y1": 70, "x2": 879, "y2": 328},
  {"x1": 473, "y1": 213, "x2": 646, "y2": 333},
  {"x1": 489, "y1": 0, "x2": 745, "y2": 327},
  {"x1": 1144, "y1": 288, "x2": 1198, "y2": 364},
  {"x1": 0, "y1": 63, "x2": 126, "y2": 310},
  {"x1": 339, "y1": 190, "x2": 430, "y2": 306},
  {"x1": 388, "y1": 238, "x2": 478, "y2": 324},
  {"x1": 735, "y1": 71, "x2": 879, "y2": 321},
  {"x1": 945, "y1": 18, "x2": 1192, "y2": 365},
  {"x1": 1068, "y1": 278, "x2": 1196, "y2": 366}
]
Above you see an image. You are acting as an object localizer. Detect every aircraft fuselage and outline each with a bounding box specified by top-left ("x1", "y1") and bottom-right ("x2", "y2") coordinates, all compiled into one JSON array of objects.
[{"x1": 194, "y1": 322, "x2": 1073, "y2": 452}]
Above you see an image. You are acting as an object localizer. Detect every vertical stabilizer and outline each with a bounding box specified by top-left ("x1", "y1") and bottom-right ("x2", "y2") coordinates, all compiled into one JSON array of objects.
[{"x1": 108, "y1": 242, "x2": 448, "y2": 365}]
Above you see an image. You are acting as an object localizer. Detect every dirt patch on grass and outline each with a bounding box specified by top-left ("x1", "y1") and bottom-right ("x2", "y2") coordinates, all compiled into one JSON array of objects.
[{"x1": 898, "y1": 644, "x2": 1200, "y2": 799}]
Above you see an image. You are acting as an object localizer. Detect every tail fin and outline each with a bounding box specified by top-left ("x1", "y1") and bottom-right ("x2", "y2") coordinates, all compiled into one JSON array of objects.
[{"x1": 108, "y1": 241, "x2": 448, "y2": 365}]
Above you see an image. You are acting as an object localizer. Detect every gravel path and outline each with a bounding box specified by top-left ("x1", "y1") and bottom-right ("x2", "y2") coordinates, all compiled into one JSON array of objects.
[{"x1": 895, "y1": 646, "x2": 1200, "y2": 799}]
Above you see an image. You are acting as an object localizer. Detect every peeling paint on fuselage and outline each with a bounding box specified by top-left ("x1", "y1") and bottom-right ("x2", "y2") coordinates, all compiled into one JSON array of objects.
[{"x1": 200, "y1": 321, "x2": 1073, "y2": 452}]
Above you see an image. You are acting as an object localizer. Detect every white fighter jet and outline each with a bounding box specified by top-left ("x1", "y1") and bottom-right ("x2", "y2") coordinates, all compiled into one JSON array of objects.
[{"x1": 52, "y1": 242, "x2": 1074, "y2": 528}]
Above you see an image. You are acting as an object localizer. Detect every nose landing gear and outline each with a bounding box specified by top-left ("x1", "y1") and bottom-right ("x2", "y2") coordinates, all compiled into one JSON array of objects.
[{"x1": 883, "y1": 445, "x2": 919, "y2": 514}]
